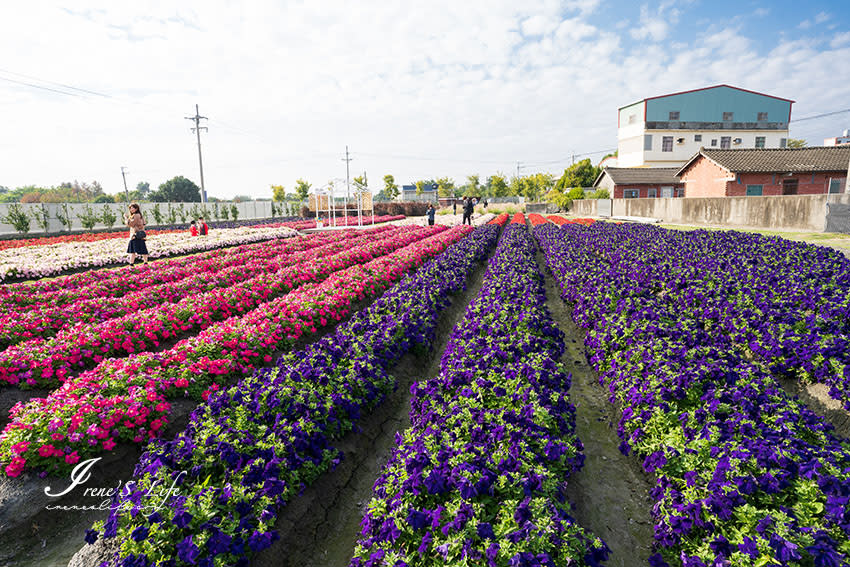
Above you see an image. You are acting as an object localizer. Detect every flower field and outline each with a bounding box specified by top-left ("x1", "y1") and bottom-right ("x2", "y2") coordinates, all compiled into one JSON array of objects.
[
  {"x1": 1, "y1": 213, "x2": 849, "y2": 567},
  {"x1": 534, "y1": 222, "x2": 850, "y2": 567}
]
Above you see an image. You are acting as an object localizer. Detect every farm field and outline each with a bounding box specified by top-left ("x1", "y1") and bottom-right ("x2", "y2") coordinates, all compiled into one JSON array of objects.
[{"x1": 0, "y1": 213, "x2": 848, "y2": 567}]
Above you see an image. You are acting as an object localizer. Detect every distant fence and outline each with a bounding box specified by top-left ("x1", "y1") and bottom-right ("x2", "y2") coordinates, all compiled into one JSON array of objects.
[
  {"x1": 571, "y1": 194, "x2": 850, "y2": 233},
  {"x1": 0, "y1": 201, "x2": 293, "y2": 237}
]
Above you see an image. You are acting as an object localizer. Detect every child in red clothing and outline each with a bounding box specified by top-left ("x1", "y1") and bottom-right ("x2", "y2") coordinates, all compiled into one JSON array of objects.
[{"x1": 190, "y1": 220, "x2": 199, "y2": 236}]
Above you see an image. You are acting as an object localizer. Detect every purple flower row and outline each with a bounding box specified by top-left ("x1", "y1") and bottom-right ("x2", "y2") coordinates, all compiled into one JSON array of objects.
[
  {"x1": 85, "y1": 223, "x2": 502, "y2": 566},
  {"x1": 350, "y1": 223, "x2": 609, "y2": 567},
  {"x1": 534, "y1": 223, "x2": 850, "y2": 567}
]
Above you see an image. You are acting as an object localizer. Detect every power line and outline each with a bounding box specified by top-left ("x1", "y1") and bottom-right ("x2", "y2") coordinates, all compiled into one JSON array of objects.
[
  {"x1": 0, "y1": 67, "x2": 113, "y2": 98},
  {"x1": 0, "y1": 75, "x2": 85, "y2": 98},
  {"x1": 791, "y1": 108, "x2": 850, "y2": 123}
]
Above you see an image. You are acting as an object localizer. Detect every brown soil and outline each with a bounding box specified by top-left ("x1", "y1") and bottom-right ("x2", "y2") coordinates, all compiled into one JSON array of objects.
[
  {"x1": 537, "y1": 249, "x2": 656, "y2": 567},
  {"x1": 253, "y1": 251, "x2": 492, "y2": 567},
  {"x1": 777, "y1": 377, "x2": 850, "y2": 439}
]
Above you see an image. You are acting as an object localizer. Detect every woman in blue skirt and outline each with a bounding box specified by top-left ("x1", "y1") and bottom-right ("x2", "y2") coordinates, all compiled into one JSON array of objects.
[{"x1": 125, "y1": 203, "x2": 149, "y2": 264}]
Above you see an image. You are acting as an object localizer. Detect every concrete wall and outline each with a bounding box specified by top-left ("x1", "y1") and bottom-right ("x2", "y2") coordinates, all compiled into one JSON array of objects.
[
  {"x1": 0, "y1": 201, "x2": 277, "y2": 236},
  {"x1": 571, "y1": 194, "x2": 850, "y2": 233}
]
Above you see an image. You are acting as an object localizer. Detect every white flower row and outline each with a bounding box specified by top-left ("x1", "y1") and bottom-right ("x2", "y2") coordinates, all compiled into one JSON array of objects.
[
  {"x1": 388, "y1": 213, "x2": 495, "y2": 227},
  {"x1": 0, "y1": 226, "x2": 298, "y2": 282}
]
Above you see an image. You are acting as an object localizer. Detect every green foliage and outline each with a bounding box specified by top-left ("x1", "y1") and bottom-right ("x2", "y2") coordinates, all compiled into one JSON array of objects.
[
  {"x1": 151, "y1": 203, "x2": 163, "y2": 225},
  {"x1": 510, "y1": 173, "x2": 554, "y2": 202},
  {"x1": 556, "y1": 159, "x2": 600, "y2": 191},
  {"x1": 79, "y1": 204, "x2": 101, "y2": 231},
  {"x1": 415, "y1": 180, "x2": 425, "y2": 195},
  {"x1": 435, "y1": 176, "x2": 456, "y2": 198},
  {"x1": 151, "y1": 176, "x2": 201, "y2": 202},
  {"x1": 567, "y1": 187, "x2": 586, "y2": 200},
  {"x1": 220, "y1": 202, "x2": 230, "y2": 221},
  {"x1": 135, "y1": 181, "x2": 151, "y2": 197},
  {"x1": 165, "y1": 204, "x2": 178, "y2": 225},
  {"x1": 590, "y1": 188, "x2": 611, "y2": 199},
  {"x1": 488, "y1": 174, "x2": 510, "y2": 197},
  {"x1": 230, "y1": 204, "x2": 239, "y2": 221},
  {"x1": 94, "y1": 194, "x2": 115, "y2": 203},
  {"x1": 101, "y1": 206, "x2": 119, "y2": 229},
  {"x1": 271, "y1": 184, "x2": 286, "y2": 202},
  {"x1": 787, "y1": 138, "x2": 807, "y2": 148},
  {"x1": 295, "y1": 179, "x2": 311, "y2": 201},
  {"x1": 1, "y1": 203, "x2": 31, "y2": 234},
  {"x1": 32, "y1": 205, "x2": 50, "y2": 232},
  {"x1": 383, "y1": 174, "x2": 399, "y2": 201},
  {"x1": 175, "y1": 204, "x2": 189, "y2": 224},
  {"x1": 55, "y1": 203, "x2": 73, "y2": 230}
]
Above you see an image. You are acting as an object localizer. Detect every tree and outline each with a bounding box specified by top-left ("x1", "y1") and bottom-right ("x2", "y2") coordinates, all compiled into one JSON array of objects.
[
  {"x1": 353, "y1": 173, "x2": 368, "y2": 195},
  {"x1": 294, "y1": 179, "x2": 311, "y2": 201},
  {"x1": 556, "y1": 159, "x2": 600, "y2": 191},
  {"x1": 466, "y1": 174, "x2": 480, "y2": 197},
  {"x1": 150, "y1": 176, "x2": 201, "y2": 202},
  {"x1": 271, "y1": 184, "x2": 286, "y2": 202},
  {"x1": 232, "y1": 195, "x2": 252, "y2": 203},
  {"x1": 435, "y1": 176, "x2": 456, "y2": 198},
  {"x1": 94, "y1": 194, "x2": 115, "y2": 203},
  {"x1": 415, "y1": 180, "x2": 426, "y2": 195},
  {"x1": 383, "y1": 175, "x2": 399, "y2": 201},
  {"x1": 136, "y1": 181, "x2": 151, "y2": 197},
  {"x1": 787, "y1": 138, "x2": 807, "y2": 148},
  {"x1": 489, "y1": 174, "x2": 510, "y2": 197}
]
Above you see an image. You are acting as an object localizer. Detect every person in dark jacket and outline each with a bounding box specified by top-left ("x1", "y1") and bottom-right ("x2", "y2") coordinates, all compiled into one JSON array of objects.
[
  {"x1": 463, "y1": 197, "x2": 474, "y2": 225},
  {"x1": 426, "y1": 204, "x2": 436, "y2": 226}
]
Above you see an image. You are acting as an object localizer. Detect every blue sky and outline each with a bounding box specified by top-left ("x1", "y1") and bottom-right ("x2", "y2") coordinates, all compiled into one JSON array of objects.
[{"x1": 0, "y1": 1, "x2": 848, "y2": 199}]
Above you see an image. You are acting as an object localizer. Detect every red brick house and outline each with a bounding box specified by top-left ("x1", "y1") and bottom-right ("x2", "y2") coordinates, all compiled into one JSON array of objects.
[
  {"x1": 593, "y1": 167, "x2": 685, "y2": 198},
  {"x1": 676, "y1": 147, "x2": 850, "y2": 197}
]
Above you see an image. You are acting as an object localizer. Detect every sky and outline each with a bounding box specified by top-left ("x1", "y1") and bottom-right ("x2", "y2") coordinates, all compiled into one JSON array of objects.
[{"x1": 1, "y1": 0, "x2": 849, "y2": 200}]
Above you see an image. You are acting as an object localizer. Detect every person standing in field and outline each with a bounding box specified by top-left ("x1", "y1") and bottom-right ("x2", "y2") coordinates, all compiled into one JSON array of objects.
[
  {"x1": 125, "y1": 203, "x2": 149, "y2": 264},
  {"x1": 463, "y1": 196, "x2": 474, "y2": 225},
  {"x1": 190, "y1": 220, "x2": 198, "y2": 236},
  {"x1": 426, "y1": 204, "x2": 436, "y2": 226},
  {"x1": 198, "y1": 216, "x2": 209, "y2": 235}
]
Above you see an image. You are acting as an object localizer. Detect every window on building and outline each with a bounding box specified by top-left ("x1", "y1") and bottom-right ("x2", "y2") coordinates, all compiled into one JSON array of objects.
[
  {"x1": 644, "y1": 135, "x2": 653, "y2": 151},
  {"x1": 647, "y1": 188, "x2": 657, "y2": 198},
  {"x1": 674, "y1": 187, "x2": 685, "y2": 197},
  {"x1": 662, "y1": 136, "x2": 673, "y2": 152},
  {"x1": 755, "y1": 136, "x2": 766, "y2": 148},
  {"x1": 662, "y1": 187, "x2": 674, "y2": 198},
  {"x1": 723, "y1": 111, "x2": 734, "y2": 121},
  {"x1": 780, "y1": 138, "x2": 787, "y2": 148},
  {"x1": 624, "y1": 189, "x2": 639, "y2": 199},
  {"x1": 758, "y1": 112, "x2": 768, "y2": 121},
  {"x1": 720, "y1": 136, "x2": 732, "y2": 149},
  {"x1": 829, "y1": 178, "x2": 846, "y2": 194},
  {"x1": 711, "y1": 139, "x2": 718, "y2": 147},
  {"x1": 628, "y1": 114, "x2": 637, "y2": 124},
  {"x1": 694, "y1": 134, "x2": 702, "y2": 142},
  {"x1": 669, "y1": 111, "x2": 680, "y2": 120},
  {"x1": 746, "y1": 185, "x2": 763, "y2": 196},
  {"x1": 782, "y1": 179, "x2": 798, "y2": 195}
]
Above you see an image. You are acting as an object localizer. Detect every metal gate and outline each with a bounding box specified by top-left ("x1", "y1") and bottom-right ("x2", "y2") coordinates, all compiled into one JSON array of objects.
[
  {"x1": 826, "y1": 202, "x2": 850, "y2": 234},
  {"x1": 597, "y1": 199, "x2": 612, "y2": 217}
]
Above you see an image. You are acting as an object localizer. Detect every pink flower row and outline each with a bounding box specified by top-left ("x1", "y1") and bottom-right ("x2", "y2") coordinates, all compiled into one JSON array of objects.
[
  {"x1": 0, "y1": 230, "x2": 379, "y2": 350},
  {"x1": 0, "y1": 227, "x2": 421, "y2": 389},
  {"x1": 0, "y1": 229, "x2": 305, "y2": 307},
  {"x1": 0, "y1": 225, "x2": 471, "y2": 476}
]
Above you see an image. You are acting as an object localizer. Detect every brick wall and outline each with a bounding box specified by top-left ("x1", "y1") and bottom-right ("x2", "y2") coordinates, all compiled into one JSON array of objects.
[
  {"x1": 680, "y1": 158, "x2": 732, "y2": 197},
  {"x1": 727, "y1": 172, "x2": 845, "y2": 196},
  {"x1": 613, "y1": 183, "x2": 684, "y2": 199}
]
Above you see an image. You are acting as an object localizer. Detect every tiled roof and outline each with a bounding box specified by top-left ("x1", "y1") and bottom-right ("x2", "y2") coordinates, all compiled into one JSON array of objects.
[
  {"x1": 598, "y1": 167, "x2": 682, "y2": 185},
  {"x1": 696, "y1": 147, "x2": 850, "y2": 173}
]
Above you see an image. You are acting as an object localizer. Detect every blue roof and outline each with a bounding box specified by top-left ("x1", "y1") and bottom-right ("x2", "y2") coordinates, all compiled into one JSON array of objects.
[{"x1": 402, "y1": 184, "x2": 437, "y2": 192}]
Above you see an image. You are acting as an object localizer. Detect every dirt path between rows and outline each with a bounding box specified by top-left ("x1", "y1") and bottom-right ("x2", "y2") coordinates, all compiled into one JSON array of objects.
[
  {"x1": 535, "y1": 248, "x2": 656, "y2": 567},
  {"x1": 254, "y1": 243, "x2": 496, "y2": 567}
]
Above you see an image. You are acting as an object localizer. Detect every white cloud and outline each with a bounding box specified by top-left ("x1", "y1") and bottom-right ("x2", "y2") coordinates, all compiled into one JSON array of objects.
[
  {"x1": 799, "y1": 20, "x2": 812, "y2": 30},
  {"x1": 815, "y1": 11, "x2": 830, "y2": 24},
  {"x1": 0, "y1": 1, "x2": 848, "y2": 198},
  {"x1": 831, "y1": 31, "x2": 850, "y2": 48}
]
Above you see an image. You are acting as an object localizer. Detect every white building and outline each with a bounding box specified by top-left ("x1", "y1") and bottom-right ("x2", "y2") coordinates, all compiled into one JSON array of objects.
[
  {"x1": 617, "y1": 85, "x2": 793, "y2": 168},
  {"x1": 824, "y1": 129, "x2": 850, "y2": 146}
]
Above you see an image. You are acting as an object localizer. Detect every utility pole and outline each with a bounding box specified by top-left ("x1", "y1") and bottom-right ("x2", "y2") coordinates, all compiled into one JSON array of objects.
[
  {"x1": 120, "y1": 166, "x2": 130, "y2": 202},
  {"x1": 185, "y1": 104, "x2": 208, "y2": 204},
  {"x1": 516, "y1": 161, "x2": 520, "y2": 178},
  {"x1": 342, "y1": 146, "x2": 353, "y2": 223}
]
